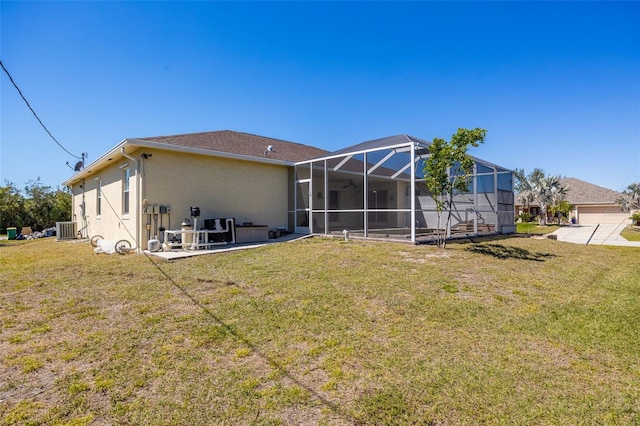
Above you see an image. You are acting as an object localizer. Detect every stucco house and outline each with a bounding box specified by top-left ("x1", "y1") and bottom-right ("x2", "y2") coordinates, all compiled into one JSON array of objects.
[
  {"x1": 515, "y1": 177, "x2": 630, "y2": 225},
  {"x1": 62, "y1": 131, "x2": 326, "y2": 249},
  {"x1": 62, "y1": 130, "x2": 515, "y2": 250}
]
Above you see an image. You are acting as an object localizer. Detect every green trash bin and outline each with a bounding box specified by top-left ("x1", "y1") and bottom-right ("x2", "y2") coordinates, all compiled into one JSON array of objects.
[{"x1": 6, "y1": 227, "x2": 17, "y2": 240}]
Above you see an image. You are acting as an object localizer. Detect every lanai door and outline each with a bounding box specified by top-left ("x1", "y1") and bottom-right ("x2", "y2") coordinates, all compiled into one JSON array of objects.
[{"x1": 295, "y1": 164, "x2": 311, "y2": 234}]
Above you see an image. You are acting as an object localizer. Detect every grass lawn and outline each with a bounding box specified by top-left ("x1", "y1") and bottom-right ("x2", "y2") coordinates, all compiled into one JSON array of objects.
[
  {"x1": 516, "y1": 222, "x2": 560, "y2": 235},
  {"x1": 620, "y1": 226, "x2": 640, "y2": 242},
  {"x1": 1, "y1": 237, "x2": 639, "y2": 424}
]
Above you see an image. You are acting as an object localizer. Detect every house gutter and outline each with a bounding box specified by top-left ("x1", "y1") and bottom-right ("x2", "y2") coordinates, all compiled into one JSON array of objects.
[
  {"x1": 126, "y1": 138, "x2": 297, "y2": 167},
  {"x1": 63, "y1": 136, "x2": 304, "y2": 188},
  {"x1": 121, "y1": 147, "x2": 142, "y2": 252}
]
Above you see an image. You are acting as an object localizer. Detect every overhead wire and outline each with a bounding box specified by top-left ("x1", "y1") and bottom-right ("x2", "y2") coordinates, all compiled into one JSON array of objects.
[
  {"x1": 96, "y1": 187, "x2": 139, "y2": 247},
  {"x1": 95, "y1": 188, "x2": 350, "y2": 421},
  {"x1": 0, "y1": 60, "x2": 83, "y2": 160},
  {"x1": 590, "y1": 156, "x2": 639, "y2": 243}
]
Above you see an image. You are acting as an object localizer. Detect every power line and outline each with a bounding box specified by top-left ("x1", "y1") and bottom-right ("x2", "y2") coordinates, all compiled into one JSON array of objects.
[
  {"x1": 0, "y1": 60, "x2": 82, "y2": 160},
  {"x1": 95, "y1": 189, "x2": 349, "y2": 420}
]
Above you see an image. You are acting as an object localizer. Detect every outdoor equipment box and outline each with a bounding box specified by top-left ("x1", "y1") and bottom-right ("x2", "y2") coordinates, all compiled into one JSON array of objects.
[
  {"x1": 204, "y1": 218, "x2": 235, "y2": 243},
  {"x1": 235, "y1": 225, "x2": 269, "y2": 243}
]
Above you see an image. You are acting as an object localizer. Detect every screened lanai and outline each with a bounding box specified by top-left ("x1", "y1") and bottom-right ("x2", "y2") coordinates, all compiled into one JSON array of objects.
[{"x1": 291, "y1": 134, "x2": 515, "y2": 243}]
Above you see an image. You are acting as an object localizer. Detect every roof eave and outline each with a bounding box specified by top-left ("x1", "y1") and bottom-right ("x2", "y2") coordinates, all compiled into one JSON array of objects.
[
  {"x1": 63, "y1": 138, "x2": 295, "y2": 186},
  {"x1": 63, "y1": 139, "x2": 129, "y2": 186},
  {"x1": 127, "y1": 138, "x2": 296, "y2": 166}
]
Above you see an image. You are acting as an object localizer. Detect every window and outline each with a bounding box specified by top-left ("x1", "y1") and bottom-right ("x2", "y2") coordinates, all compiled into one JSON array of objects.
[
  {"x1": 96, "y1": 179, "x2": 102, "y2": 216},
  {"x1": 122, "y1": 167, "x2": 130, "y2": 215}
]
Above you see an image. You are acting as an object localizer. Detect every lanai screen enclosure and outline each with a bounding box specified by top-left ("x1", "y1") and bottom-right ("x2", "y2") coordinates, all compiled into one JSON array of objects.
[{"x1": 292, "y1": 135, "x2": 515, "y2": 243}]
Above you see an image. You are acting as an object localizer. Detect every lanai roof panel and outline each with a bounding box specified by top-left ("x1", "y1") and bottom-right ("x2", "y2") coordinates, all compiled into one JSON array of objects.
[{"x1": 313, "y1": 134, "x2": 432, "y2": 160}]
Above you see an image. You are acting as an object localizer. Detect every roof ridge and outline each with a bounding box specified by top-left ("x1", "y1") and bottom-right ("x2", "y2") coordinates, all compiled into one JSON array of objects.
[
  {"x1": 135, "y1": 130, "x2": 230, "y2": 140},
  {"x1": 224, "y1": 130, "x2": 305, "y2": 146},
  {"x1": 561, "y1": 177, "x2": 622, "y2": 194},
  {"x1": 136, "y1": 129, "x2": 325, "y2": 151}
]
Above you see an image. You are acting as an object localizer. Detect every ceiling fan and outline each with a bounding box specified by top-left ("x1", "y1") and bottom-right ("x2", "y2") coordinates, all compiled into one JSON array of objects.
[{"x1": 341, "y1": 179, "x2": 361, "y2": 192}]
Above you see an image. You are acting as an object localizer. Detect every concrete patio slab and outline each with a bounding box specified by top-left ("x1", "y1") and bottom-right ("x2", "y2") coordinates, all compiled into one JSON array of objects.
[{"x1": 145, "y1": 233, "x2": 312, "y2": 260}]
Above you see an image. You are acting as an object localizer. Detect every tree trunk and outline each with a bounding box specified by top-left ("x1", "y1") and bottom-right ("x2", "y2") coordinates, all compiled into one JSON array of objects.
[
  {"x1": 443, "y1": 197, "x2": 454, "y2": 249},
  {"x1": 436, "y1": 211, "x2": 445, "y2": 249},
  {"x1": 539, "y1": 204, "x2": 548, "y2": 226}
]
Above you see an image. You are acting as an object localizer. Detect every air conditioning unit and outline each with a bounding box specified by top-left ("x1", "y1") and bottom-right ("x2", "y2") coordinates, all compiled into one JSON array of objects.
[{"x1": 56, "y1": 221, "x2": 78, "y2": 240}]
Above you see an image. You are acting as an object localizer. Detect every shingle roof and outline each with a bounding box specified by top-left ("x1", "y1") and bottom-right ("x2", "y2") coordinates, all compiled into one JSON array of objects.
[
  {"x1": 560, "y1": 177, "x2": 623, "y2": 205},
  {"x1": 516, "y1": 177, "x2": 623, "y2": 206},
  {"x1": 137, "y1": 130, "x2": 328, "y2": 163}
]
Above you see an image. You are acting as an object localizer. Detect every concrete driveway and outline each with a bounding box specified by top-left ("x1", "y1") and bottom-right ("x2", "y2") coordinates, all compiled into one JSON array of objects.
[{"x1": 550, "y1": 223, "x2": 640, "y2": 247}]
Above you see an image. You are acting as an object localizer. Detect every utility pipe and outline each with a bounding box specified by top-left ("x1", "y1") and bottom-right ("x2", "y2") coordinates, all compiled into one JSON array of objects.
[
  {"x1": 121, "y1": 147, "x2": 141, "y2": 252},
  {"x1": 81, "y1": 179, "x2": 87, "y2": 238}
]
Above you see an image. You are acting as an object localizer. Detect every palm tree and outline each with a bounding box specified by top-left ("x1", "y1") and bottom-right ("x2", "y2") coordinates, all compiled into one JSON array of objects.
[
  {"x1": 616, "y1": 182, "x2": 640, "y2": 212},
  {"x1": 549, "y1": 199, "x2": 573, "y2": 224},
  {"x1": 625, "y1": 183, "x2": 640, "y2": 208},
  {"x1": 517, "y1": 169, "x2": 568, "y2": 226},
  {"x1": 535, "y1": 175, "x2": 568, "y2": 225},
  {"x1": 514, "y1": 168, "x2": 544, "y2": 216}
]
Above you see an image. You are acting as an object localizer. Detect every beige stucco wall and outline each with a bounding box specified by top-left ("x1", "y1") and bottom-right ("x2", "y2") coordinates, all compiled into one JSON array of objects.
[
  {"x1": 143, "y1": 148, "x2": 289, "y2": 226},
  {"x1": 70, "y1": 157, "x2": 139, "y2": 244},
  {"x1": 68, "y1": 148, "x2": 291, "y2": 250},
  {"x1": 142, "y1": 148, "x2": 290, "y2": 248}
]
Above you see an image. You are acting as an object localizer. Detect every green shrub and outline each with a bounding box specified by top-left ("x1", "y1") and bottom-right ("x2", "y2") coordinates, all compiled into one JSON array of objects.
[{"x1": 518, "y1": 212, "x2": 533, "y2": 223}]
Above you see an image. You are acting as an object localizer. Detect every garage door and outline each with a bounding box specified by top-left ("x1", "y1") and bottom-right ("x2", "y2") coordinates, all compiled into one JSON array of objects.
[{"x1": 578, "y1": 206, "x2": 629, "y2": 225}]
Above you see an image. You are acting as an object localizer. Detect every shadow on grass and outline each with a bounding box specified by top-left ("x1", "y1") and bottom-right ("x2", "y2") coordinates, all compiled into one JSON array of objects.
[
  {"x1": 141, "y1": 252, "x2": 354, "y2": 423},
  {"x1": 465, "y1": 243, "x2": 558, "y2": 262},
  {"x1": 419, "y1": 233, "x2": 521, "y2": 246}
]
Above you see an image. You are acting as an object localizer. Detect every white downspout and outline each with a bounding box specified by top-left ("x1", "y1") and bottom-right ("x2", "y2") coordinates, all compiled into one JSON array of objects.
[
  {"x1": 121, "y1": 147, "x2": 141, "y2": 252},
  {"x1": 81, "y1": 179, "x2": 87, "y2": 238}
]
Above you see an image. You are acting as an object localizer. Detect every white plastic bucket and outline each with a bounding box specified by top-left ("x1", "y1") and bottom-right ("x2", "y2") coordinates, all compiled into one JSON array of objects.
[{"x1": 148, "y1": 238, "x2": 161, "y2": 252}]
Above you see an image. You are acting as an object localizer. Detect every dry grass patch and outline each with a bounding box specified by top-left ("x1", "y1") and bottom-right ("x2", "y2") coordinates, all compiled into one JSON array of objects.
[{"x1": 1, "y1": 236, "x2": 639, "y2": 424}]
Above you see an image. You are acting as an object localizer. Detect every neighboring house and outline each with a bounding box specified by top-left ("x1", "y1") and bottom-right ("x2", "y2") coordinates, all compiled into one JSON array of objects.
[
  {"x1": 62, "y1": 130, "x2": 515, "y2": 250},
  {"x1": 515, "y1": 177, "x2": 629, "y2": 225}
]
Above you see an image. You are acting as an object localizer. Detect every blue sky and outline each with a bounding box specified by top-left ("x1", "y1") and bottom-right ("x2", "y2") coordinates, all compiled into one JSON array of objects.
[{"x1": 1, "y1": 1, "x2": 639, "y2": 192}]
